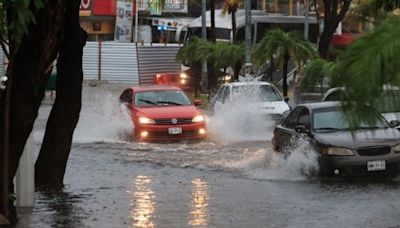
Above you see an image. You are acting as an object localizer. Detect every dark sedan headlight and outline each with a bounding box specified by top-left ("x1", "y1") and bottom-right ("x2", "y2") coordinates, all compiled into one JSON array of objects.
[
  {"x1": 322, "y1": 147, "x2": 355, "y2": 156},
  {"x1": 394, "y1": 144, "x2": 400, "y2": 153}
]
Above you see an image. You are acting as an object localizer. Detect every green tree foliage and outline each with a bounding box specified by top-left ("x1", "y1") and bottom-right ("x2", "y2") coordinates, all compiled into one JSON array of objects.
[
  {"x1": 336, "y1": 17, "x2": 400, "y2": 127},
  {"x1": 301, "y1": 58, "x2": 337, "y2": 93},
  {"x1": 351, "y1": 0, "x2": 400, "y2": 24},
  {"x1": 253, "y1": 29, "x2": 317, "y2": 96},
  {"x1": 177, "y1": 37, "x2": 245, "y2": 82},
  {"x1": 212, "y1": 41, "x2": 244, "y2": 71},
  {"x1": 0, "y1": 0, "x2": 43, "y2": 47},
  {"x1": 176, "y1": 37, "x2": 203, "y2": 67}
]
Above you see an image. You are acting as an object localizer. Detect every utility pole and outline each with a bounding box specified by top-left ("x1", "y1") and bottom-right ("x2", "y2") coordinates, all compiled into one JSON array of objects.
[
  {"x1": 244, "y1": 0, "x2": 252, "y2": 77},
  {"x1": 134, "y1": 0, "x2": 139, "y2": 43},
  {"x1": 201, "y1": 0, "x2": 208, "y2": 92},
  {"x1": 304, "y1": 0, "x2": 310, "y2": 40}
]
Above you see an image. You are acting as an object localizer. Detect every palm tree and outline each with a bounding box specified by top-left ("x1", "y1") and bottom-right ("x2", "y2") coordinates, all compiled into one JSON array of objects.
[
  {"x1": 301, "y1": 58, "x2": 337, "y2": 93},
  {"x1": 336, "y1": 17, "x2": 400, "y2": 127},
  {"x1": 176, "y1": 37, "x2": 216, "y2": 91},
  {"x1": 222, "y1": 0, "x2": 242, "y2": 43},
  {"x1": 212, "y1": 42, "x2": 245, "y2": 80},
  {"x1": 176, "y1": 37, "x2": 204, "y2": 66},
  {"x1": 350, "y1": 0, "x2": 400, "y2": 25},
  {"x1": 253, "y1": 29, "x2": 317, "y2": 97}
]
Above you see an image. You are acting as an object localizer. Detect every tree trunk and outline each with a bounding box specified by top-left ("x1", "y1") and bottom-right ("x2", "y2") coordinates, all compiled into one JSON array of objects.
[
  {"x1": 318, "y1": 0, "x2": 352, "y2": 59},
  {"x1": 0, "y1": 1, "x2": 64, "y2": 220},
  {"x1": 318, "y1": 25, "x2": 336, "y2": 59},
  {"x1": 232, "y1": 10, "x2": 237, "y2": 43},
  {"x1": 210, "y1": 0, "x2": 216, "y2": 42},
  {"x1": 282, "y1": 54, "x2": 289, "y2": 97},
  {"x1": 35, "y1": 0, "x2": 87, "y2": 188},
  {"x1": 233, "y1": 64, "x2": 241, "y2": 81}
]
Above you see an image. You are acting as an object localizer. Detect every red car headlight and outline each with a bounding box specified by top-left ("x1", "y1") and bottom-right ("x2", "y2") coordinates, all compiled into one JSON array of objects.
[
  {"x1": 138, "y1": 117, "x2": 156, "y2": 124},
  {"x1": 192, "y1": 115, "x2": 205, "y2": 123}
]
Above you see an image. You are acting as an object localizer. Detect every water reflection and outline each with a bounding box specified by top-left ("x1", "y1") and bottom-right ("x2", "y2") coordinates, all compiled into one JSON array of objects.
[
  {"x1": 189, "y1": 178, "x2": 209, "y2": 226},
  {"x1": 131, "y1": 175, "x2": 156, "y2": 228},
  {"x1": 16, "y1": 189, "x2": 85, "y2": 228}
]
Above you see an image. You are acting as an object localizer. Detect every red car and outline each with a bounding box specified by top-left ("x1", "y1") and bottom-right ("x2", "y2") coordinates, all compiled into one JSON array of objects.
[{"x1": 119, "y1": 85, "x2": 206, "y2": 141}]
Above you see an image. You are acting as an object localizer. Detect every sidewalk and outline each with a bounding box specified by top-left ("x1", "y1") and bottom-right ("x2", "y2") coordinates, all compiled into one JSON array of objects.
[{"x1": 0, "y1": 213, "x2": 10, "y2": 226}]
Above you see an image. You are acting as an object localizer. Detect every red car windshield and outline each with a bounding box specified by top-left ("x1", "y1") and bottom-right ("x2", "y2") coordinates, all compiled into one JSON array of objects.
[{"x1": 135, "y1": 90, "x2": 192, "y2": 107}]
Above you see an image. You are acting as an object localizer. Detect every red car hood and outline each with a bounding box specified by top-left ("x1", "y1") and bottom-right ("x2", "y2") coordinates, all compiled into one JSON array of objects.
[{"x1": 134, "y1": 105, "x2": 202, "y2": 119}]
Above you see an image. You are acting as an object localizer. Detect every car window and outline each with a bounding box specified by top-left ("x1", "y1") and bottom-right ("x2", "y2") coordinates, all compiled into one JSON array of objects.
[
  {"x1": 221, "y1": 86, "x2": 231, "y2": 103},
  {"x1": 231, "y1": 84, "x2": 283, "y2": 102},
  {"x1": 119, "y1": 89, "x2": 133, "y2": 104},
  {"x1": 282, "y1": 107, "x2": 302, "y2": 129},
  {"x1": 373, "y1": 90, "x2": 400, "y2": 113},
  {"x1": 313, "y1": 107, "x2": 389, "y2": 132},
  {"x1": 297, "y1": 108, "x2": 310, "y2": 128},
  {"x1": 324, "y1": 90, "x2": 342, "y2": 101}
]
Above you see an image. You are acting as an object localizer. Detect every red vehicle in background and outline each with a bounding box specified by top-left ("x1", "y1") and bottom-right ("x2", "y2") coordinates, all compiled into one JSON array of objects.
[{"x1": 152, "y1": 72, "x2": 195, "y2": 94}]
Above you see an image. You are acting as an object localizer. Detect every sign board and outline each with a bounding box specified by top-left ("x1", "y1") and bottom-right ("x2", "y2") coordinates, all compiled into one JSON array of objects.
[
  {"x1": 137, "y1": 0, "x2": 187, "y2": 13},
  {"x1": 115, "y1": 0, "x2": 134, "y2": 42},
  {"x1": 163, "y1": 0, "x2": 188, "y2": 13},
  {"x1": 80, "y1": 0, "x2": 92, "y2": 16}
]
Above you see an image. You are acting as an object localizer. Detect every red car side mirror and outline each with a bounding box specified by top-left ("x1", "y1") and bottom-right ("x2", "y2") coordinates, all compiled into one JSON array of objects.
[{"x1": 194, "y1": 99, "x2": 203, "y2": 106}]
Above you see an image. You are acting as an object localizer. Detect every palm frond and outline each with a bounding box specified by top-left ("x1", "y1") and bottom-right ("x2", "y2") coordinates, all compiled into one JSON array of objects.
[{"x1": 337, "y1": 17, "x2": 400, "y2": 127}]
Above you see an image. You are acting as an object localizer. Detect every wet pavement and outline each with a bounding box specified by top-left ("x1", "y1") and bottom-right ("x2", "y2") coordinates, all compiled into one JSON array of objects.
[{"x1": 15, "y1": 81, "x2": 400, "y2": 227}]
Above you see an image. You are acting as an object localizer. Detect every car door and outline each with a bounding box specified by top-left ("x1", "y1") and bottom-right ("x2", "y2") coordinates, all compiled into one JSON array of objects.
[{"x1": 273, "y1": 107, "x2": 302, "y2": 152}]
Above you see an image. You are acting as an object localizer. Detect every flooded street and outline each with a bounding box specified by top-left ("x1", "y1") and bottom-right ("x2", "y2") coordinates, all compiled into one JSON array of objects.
[{"x1": 17, "y1": 82, "x2": 400, "y2": 227}]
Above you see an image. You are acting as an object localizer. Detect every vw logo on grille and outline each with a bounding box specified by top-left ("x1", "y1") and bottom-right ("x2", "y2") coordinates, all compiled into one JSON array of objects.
[{"x1": 171, "y1": 118, "x2": 178, "y2": 124}]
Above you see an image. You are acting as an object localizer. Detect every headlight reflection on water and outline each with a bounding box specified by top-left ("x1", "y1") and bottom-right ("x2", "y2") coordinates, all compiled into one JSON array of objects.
[
  {"x1": 189, "y1": 178, "x2": 209, "y2": 226},
  {"x1": 131, "y1": 175, "x2": 156, "y2": 228}
]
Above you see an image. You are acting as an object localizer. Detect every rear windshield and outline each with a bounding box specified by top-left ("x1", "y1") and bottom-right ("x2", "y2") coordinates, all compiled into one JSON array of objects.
[
  {"x1": 231, "y1": 85, "x2": 283, "y2": 102},
  {"x1": 373, "y1": 90, "x2": 400, "y2": 113}
]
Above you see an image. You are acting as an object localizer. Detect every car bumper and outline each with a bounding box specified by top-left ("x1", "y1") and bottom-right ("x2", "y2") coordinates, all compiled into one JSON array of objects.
[
  {"x1": 134, "y1": 122, "x2": 206, "y2": 141},
  {"x1": 319, "y1": 154, "x2": 400, "y2": 176}
]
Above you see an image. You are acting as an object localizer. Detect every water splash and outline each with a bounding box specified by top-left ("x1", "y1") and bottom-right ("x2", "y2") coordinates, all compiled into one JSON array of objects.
[
  {"x1": 233, "y1": 137, "x2": 319, "y2": 181},
  {"x1": 208, "y1": 87, "x2": 277, "y2": 142},
  {"x1": 73, "y1": 92, "x2": 133, "y2": 143}
]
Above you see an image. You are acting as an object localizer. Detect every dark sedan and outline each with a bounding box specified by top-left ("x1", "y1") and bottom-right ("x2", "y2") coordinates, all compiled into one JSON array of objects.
[{"x1": 272, "y1": 102, "x2": 400, "y2": 176}]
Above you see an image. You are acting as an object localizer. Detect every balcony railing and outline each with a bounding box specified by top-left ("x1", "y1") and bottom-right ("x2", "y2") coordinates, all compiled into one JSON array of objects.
[{"x1": 256, "y1": 0, "x2": 316, "y2": 16}]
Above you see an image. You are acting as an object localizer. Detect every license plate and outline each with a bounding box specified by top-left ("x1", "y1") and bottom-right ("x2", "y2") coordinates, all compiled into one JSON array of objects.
[
  {"x1": 168, "y1": 127, "x2": 182, "y2": 135},
  {"x1": 367, "y1": 160, "x2": 386, "y2": 171}
]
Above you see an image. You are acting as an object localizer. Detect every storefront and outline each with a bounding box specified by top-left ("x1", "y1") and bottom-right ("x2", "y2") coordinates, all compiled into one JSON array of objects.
[
  {"x1": 80, "y1": 0, "x2": 117, "y2": 41},
  {"x1": 79, "y1": 0, "x2": 192, "y2": 42}
]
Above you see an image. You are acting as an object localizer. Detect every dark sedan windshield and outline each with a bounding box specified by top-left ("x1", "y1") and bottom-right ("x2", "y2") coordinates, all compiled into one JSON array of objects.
[
  {"x1": 313, "y1": 108, "x2": 389, "y2": 132},
  {"x1": 135, "y1": 90, "x2": 192, "y2": 107},
  {"x1": 232, "y1": 85, "x2": 283, "y2": 102},
  {"x1": 373, "y1": 90, "x2": 400, "y2": 113}
]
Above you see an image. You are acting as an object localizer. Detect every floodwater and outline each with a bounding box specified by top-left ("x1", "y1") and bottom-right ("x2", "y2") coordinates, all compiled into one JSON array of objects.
[{"x1": 16, "y1": 82, "x2": 400, "y2": 228}]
